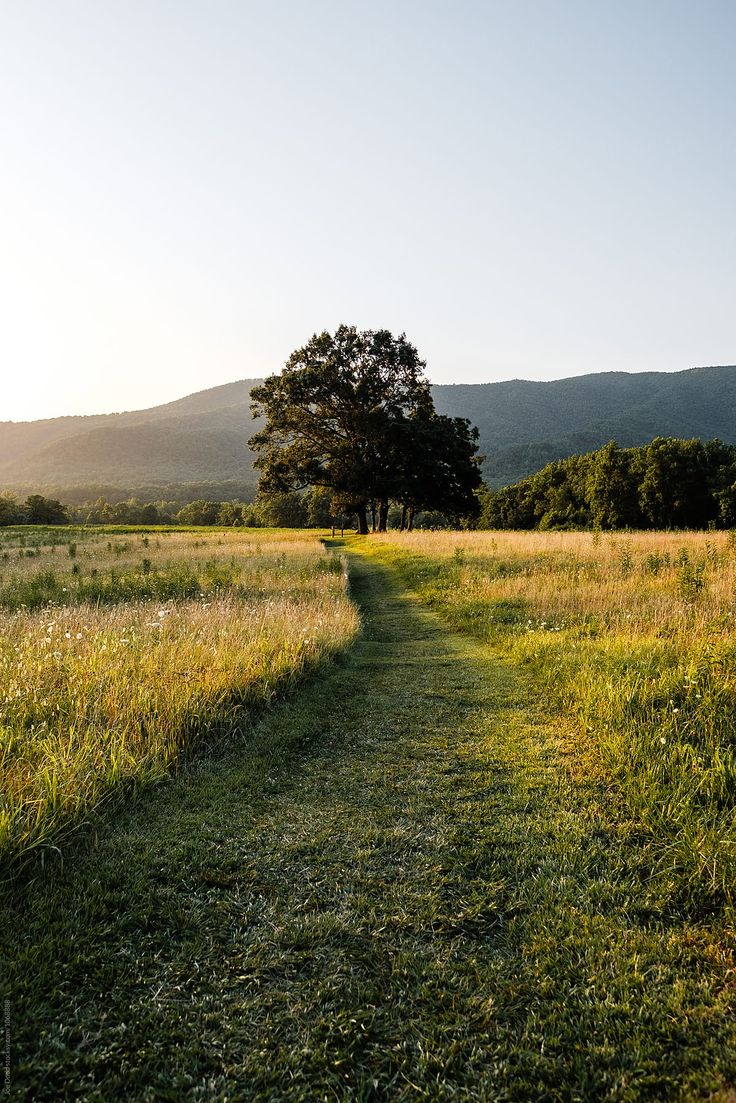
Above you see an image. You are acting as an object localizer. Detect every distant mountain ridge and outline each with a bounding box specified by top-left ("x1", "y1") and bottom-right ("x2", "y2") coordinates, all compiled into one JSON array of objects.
[
  {"x1": 2, "y1": 366, "x2": 736, "y2": 499},
  {"x1": 0, "y1": 381, "x2": 263, "y2": 500},
  {"x1": 432, "y1": 365, "x2": 736, "y2": 486}
]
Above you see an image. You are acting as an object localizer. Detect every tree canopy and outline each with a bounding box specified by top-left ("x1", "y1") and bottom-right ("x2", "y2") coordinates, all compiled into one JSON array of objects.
[{"x1": 249, "y1": 326, "x2": 482, "y2": 533}]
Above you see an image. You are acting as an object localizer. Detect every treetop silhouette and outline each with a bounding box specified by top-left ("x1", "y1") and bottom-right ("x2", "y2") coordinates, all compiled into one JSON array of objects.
[{"x1": 249, "y1": 325, "x2": 482, "y2": 533}]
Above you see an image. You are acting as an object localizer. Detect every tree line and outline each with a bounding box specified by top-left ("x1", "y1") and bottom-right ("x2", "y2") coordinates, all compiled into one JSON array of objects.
[
  {"x1": 478, "y1": 438, "x2": 736, "y2": 530},
  {"x1": 6, "y1": 437, "x2": 736, "y2": 532},
  {"x1": 0, "y1": 490, "x2": 330, "y2": 528},
  {"x1": 0, "y1": 488, "x2": 459, "y2": 530}
]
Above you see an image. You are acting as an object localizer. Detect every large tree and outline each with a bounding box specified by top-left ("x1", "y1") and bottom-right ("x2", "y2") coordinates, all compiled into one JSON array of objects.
[
  {"x1": 249, "y1": 325, "x2": 479, "y2": 533},
  {"x1": 389, "y1": 413, "x2": 482, "y2": 529}
]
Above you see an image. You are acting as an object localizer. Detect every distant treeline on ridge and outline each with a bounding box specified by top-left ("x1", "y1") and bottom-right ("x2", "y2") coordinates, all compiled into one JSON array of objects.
[
  {"x1": 4, "y1": 437, "x2": 736, "y2": 532},
  {"x1": 0, "y1": 487, "x2": 340, "y2": 529}
]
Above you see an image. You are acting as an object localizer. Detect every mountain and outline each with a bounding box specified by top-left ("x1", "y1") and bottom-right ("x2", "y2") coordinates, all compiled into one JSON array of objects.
[
  {"x1": 2, "y1": 366, "x2": 736, "y2": 499},
  {"x1": 0, "y1": 381, "x2": 264, "y2": 502},
  {"x1": 433, "y1": 365, "x2": 736, "y2": 486}
]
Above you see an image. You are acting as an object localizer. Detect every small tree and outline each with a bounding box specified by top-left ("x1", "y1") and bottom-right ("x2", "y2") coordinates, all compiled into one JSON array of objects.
[
  {"x1": 217, "y1": 502, "x2": 243, "y2": 526},
  {"x1": 585, "y1": 441, "x2": 641, "y2": 529},
  {"x1": 304, "y1": 486, "x2": 334, "y2": 528},
  {"x1": 175, "y1": 500, "x2": 222, "y2": 525},
  {"x1": 0, "y1": 494, "x2": 24, "y2": 526},
  {"x1": 138, "y1": 503, "x2": 160, "y2": 525},
  {"x1": 254, "y1": 491, "x2": 308, "y2": 528},
  {"x1": 24, "y1": 495, "x2": 69, "y2": 525}
]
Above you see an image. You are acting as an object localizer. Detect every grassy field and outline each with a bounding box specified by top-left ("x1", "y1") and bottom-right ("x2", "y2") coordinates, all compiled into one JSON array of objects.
[
  {"x1": 369, "y1": 530, "x2": 736, "y2": 916},
  {"x1": 0, "y1": 527, "x2": 358, "y2": 869},
  {"x1": 2, "y1": 539, "x2": 735, "y2": 1101},
  {"x1": 2, "y1": 528, "x2": 736, "y2": 1099}
]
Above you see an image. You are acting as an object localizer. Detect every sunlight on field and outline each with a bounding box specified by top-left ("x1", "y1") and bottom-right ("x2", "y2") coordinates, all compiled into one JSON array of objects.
[
  {"x1": 376, "y1": 529, "x2": 736, "y2": 637},
  {"x1": 0, "y1": 529, "x2": 358, "y2": 867},
  {"x1": 372, "y1": 530, "x2": 736, "y2": 910}
]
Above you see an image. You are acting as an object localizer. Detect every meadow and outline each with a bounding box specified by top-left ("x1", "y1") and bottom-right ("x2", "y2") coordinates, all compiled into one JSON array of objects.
[
  {"x1": 370, "y1": 529, "x2": 736, "y2": 915},
  {"x1": 0, "y1": 527, "x2": 358, "y2": 869},
  {"x1": 4, "y1": 526, "x2": 736, "y2": 1099}
]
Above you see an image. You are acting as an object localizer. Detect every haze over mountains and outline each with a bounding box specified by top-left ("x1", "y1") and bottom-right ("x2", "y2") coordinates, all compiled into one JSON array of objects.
[{"x1": 2, "y1": 365, "x2": 736, "y2": 502}]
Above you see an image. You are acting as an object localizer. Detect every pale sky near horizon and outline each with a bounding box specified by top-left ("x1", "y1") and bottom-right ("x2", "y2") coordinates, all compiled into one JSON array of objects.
[{"x1": 1, "y1": 0, "x2": 734, "y2": 422}]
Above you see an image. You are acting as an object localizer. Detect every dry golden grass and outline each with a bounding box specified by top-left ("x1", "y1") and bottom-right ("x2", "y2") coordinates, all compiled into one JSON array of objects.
[
  {"x1": 375, "y1": 529, "x2": 736, "y2": 640},
  {"x1": 0, "y1": 528, "x2": 326, "y2": 586},
  {"x1": 0, "y1": 529, "x2": 358, "y2": 867},
  {"x1": 371, "y1": 529, "x2": 736, "y2": 908}
]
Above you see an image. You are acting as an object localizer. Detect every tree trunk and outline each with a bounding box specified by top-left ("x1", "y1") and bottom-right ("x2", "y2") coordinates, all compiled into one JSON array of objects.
[
  {"x1": 355, "y1": 504, "x2": 369, "y2": 535},
  {"x1": 378, "y1": 500, "x2": 389, "y2": 532},
  {"x1": 370, "y1": 500, "x2": 377, "y2": 533},
  {"x1": 400, "y1": 504, "x2": 408, "y2": 531},
  {"x1": 407, "y1": 505, "x2": 415, "y2": 531}
]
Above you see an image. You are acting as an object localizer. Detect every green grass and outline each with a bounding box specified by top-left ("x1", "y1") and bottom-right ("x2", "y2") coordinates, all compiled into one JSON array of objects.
[
  {"x1": 0, "y1": 555, "x2": 341, "y2": 611},
  {"x1": 2, "y1": 542, "x2": 735, "y2": 1100},
  {"x1": 0, "y1": 531, "x2": 356, "y2": 869},
  {"x1": 368, "y1": 536, "x2": 736, "y2": 917}
]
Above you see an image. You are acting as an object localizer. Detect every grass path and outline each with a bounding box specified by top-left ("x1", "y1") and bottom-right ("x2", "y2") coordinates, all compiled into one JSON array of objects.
[{"x1": 2, "y1": 547, "x2": 735, "y2": 1101}]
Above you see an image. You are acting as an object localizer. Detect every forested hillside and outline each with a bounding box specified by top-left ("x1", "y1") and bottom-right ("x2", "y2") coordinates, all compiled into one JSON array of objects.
[
  {"x1": 0, "y1": 381, "x2": 263, "y2": 501},
  {"x1": 2, "y1": 365, "x2": 736, "y2": 498}
]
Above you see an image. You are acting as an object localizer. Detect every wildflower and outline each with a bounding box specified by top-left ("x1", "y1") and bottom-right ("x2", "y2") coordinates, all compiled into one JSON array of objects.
[{"x1": 76, "y1": 633, "x2": 82, "y2": 640}]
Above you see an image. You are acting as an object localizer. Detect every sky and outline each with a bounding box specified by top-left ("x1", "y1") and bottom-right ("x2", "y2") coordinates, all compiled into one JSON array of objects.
[{"x1": 1, "y1": 0, "x2": 734, "y2": 422}]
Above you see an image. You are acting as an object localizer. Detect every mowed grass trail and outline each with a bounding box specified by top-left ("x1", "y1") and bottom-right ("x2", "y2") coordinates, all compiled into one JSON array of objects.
[{"x1": 3, "y1": 546, "x2": 735, "y2": 1101}]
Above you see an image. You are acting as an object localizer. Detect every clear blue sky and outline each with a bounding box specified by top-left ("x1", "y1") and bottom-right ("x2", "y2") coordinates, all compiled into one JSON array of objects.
[{"x1": 1, "y1": 0, "x2": 734, "y2": 421}]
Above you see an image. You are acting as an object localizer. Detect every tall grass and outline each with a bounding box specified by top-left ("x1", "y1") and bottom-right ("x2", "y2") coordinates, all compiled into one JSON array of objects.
[
  {"x1": 0, "y1": 530, "x2": 358, "y2": 869},
  {"x1": 371, "y1": 530, "x2": 736, "y2": 912}
]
